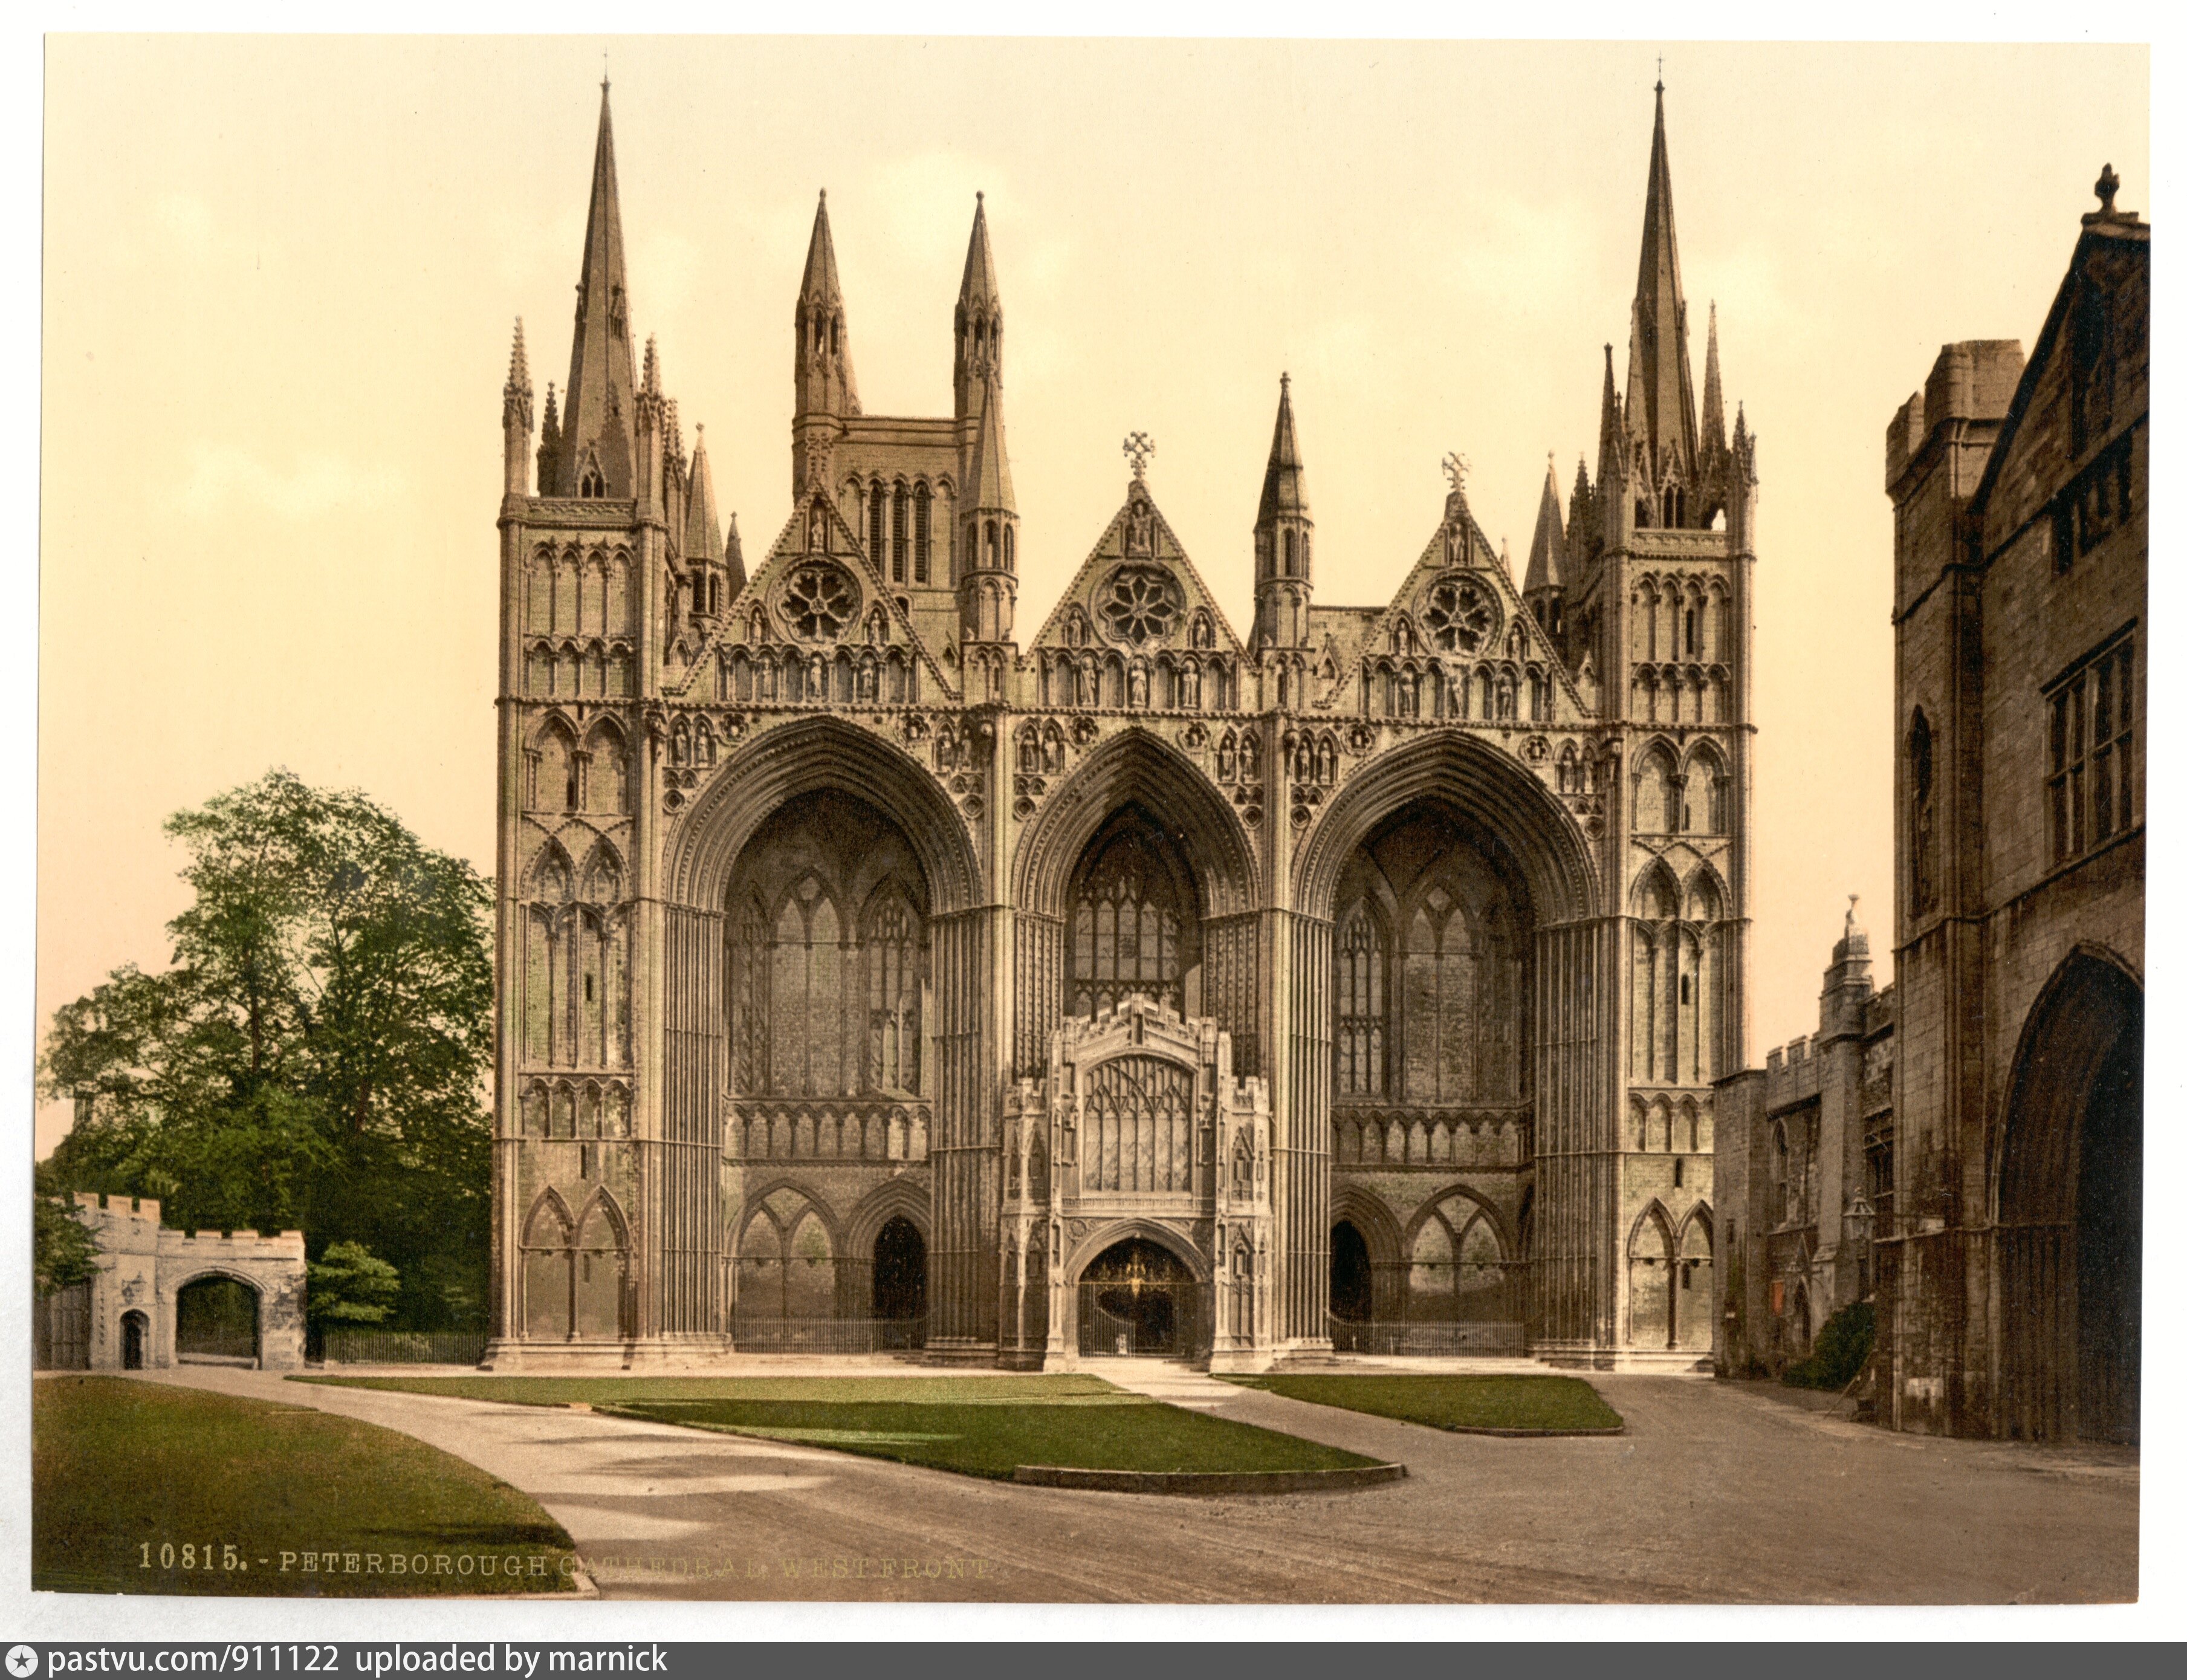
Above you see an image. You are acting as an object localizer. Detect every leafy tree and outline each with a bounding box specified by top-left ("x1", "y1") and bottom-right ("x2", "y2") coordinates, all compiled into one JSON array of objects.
[
  {"x1": 34, "y1": 1162, "x2": 101, "y2": 1297},
  {"x1": 308, "y1": 1241, "x2": 402, "y2": 1326},
  {"x1": 1784, "y1": 1300, "x2": 1877, "y2": 1390},
  {"x1": 39, "y1": 771, "x2": 493, "y2": 1329}
]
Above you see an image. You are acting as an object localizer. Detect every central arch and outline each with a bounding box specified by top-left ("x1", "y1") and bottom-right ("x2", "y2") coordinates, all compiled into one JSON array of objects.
[
  {"x1": 1012, "y1": 727, "x2": 1260, "y2": 1076},
  {"x1": 1074, "y1": 1233, "x2": 1205, "y2": 1358},
  {"x1": 175, "y1": 1273, "x2": 261, "y2": 1366}
]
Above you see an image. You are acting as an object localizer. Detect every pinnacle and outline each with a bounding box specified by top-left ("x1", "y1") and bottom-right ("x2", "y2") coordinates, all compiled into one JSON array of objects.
[
  {"x1": 557, "y1": 78, "x2": 637, "y2": 496},
  {"x1": 1627, "y1": 77, "x2": 1700, "y2": 479},
  {"x1": 1524, "y1": 453, "x2": 1567, "y2": 595},
  {"x1": 506, "y1": 317, "x2": 531, "y2": 391},
  {"x1": 967, "y1": 369, "x2": 1016, "y2": 514}
]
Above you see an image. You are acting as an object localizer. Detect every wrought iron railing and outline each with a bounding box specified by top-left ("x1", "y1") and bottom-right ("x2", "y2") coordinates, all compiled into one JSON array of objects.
[
  {"x1": 323, "y1": 1328, "x2": 490, "y2": 1366},
  {"x1": 730, "y1": 1316, "x2": 927, "y2": 1354},
  {"x1": 1326, "y1": 1317, "x2": 1528, "y2": 1356}
]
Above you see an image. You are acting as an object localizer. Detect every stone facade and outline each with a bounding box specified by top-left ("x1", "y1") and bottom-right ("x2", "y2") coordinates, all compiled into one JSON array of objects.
[
  {"x1": 487, "y1": 82, "x2": 1755, "y2": 1370},
  {"x1": 1714, "y1": 907, "x2": 1894, "y2": 1376},
  {"x1": 1870, "y1": 169, "x2": 2145, "y2": 1442},
  {"x1": 34, "y1": 1194, "x2": 306, "y2": 1372}
]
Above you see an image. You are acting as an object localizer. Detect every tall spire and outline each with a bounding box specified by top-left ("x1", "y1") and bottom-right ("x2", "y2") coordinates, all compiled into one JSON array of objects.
[
  {"x1": 1256, "y1": 371, "x2": 1311, "y2": 526},
  {"x1": 1524, "y1": 453, "x2": 1566, "y2": 597},
  {"x1": 794, "y1": 190, "x2": 858, "y2": 491},
  {"x1": 558, "y1": 80, "x2": 637, "y2": 499},
  {"x1": 1701, "y1": 300, "x2": 1726, "y2": 455},
  {"x1": 1253, "y1": 373, "x2": 1315, "y2": 652},
  {"x1": 954, "y1": 192, "x2": 1003, "y2": 422},
  {"x1": 1627, "y1": 79, "x2": 1700, "y2": 481}
]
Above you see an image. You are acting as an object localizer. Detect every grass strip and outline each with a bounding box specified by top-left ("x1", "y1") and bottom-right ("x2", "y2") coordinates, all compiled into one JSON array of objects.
[
  {"x1": 1220, "y1": 1372, "x2": 1625, "y2": 1434},
  {"x1": 34, "y1": 1377, "x2": 577, "y2": 1596},
  {"x1": 303, "y1": 1374, "x2": 1379, "y2": 1481}
]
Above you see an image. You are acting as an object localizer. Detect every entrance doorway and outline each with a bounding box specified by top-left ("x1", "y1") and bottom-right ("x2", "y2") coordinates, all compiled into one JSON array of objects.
[
  {"x1": 175, "y1": 1276, "x2": 260, "y2": 1367},
  {"x1": 1078, "y1": 1237, "x2": 1200, "y2": 1357},
  {"x1": 1998, "y1": 953, "x2": 2142, "y2": 1443},
  {"x1": 870, "y1": 1215, "x2": 927, "y2": 1349},
  {"x1": 120, "y1": 1309, "x2": 147, "y2": 1370},
  {"x1": 1329, "y1": 1220, "x2": 1372, "y2": 1324}
]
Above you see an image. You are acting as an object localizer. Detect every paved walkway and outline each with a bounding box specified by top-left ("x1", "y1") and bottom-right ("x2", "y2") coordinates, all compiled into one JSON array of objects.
[{"x1": 149, "y1": 1362, "x2": 2136, "y2": 1604}]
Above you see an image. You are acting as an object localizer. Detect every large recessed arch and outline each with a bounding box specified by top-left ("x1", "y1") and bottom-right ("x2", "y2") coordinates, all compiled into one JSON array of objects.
[
  {"x1": 1295, "y1": 730, "x2": 1596, "y2": 924},
  {"x1": 1014, "y1": 725, "x2": 1258, "y2": 920},
  {"x1": 669, "y1": 716, "x2": 980, "y2": 915}
]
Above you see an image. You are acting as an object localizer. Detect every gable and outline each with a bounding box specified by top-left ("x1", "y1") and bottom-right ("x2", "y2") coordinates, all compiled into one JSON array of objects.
[
  {"x1": 662, "y1": 488, "x2": 956, "y2": 701},
  {"x1": 1027, "y1": 480, "x2": 1247, "y2": 661}
]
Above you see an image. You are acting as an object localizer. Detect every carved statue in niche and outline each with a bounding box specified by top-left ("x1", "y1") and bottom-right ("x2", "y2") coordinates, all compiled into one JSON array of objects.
[
  {"x1": 1181, "y1": 663, "x2": 1201, "y2": 709},
  {"x1": 1239, "y1": 729, "x2": 1261, "y2": 782},
  {"x1": 1042, "y1": 724, "x2": 1066, "y2": 774},
  {"x1": 1124, "y1": 496, "x2": 1155, "y2": 557},
  {"x1": 1129, "y1": 663, "x2": 1149, "y2": 708},
  {"x1": 1217, "y1": 731, "x2": 1237, "y2": 782}
]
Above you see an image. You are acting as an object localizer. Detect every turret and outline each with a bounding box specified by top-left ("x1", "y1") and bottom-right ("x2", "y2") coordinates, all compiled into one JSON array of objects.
[
  {"x1": 954, "y1": 193, "x2": 1002, "y2": 425},
  {"x1": 502, "y1": 318, "x2": 533, "y2": 498},
  {"x1": 1251, "y1": 373, "x2": 1313, "y2": 652},
  {"x1": 555, "y1": 82, "x2": 637, "y2": 501},
  {"x1": 723, "y1": 511, "x2": 747, "y2": 606},
  {"x1": 958, "y1": 369, "x2": 1017, "y2": 646},
  {"x1": 1523, "y1": 453, "x2": 1566, "y2": 645},
  {"x1": 793, "y1": 190, "x2": 859, "y2": 496},
  {"x1": 536, "y1": 383, "x2": 562, "y2": 496}
]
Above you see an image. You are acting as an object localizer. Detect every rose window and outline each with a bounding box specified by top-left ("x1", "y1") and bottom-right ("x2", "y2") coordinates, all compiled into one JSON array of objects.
[
  {"x1": 781, "y1": 563, "x2": 857, "y2": 643},
  {"x1": 1422, "y1": 579, "x2": 1497, "y2": 654},
  {"x1": 1101, "y1": 566, "x2": 1181, "y2": 647}
]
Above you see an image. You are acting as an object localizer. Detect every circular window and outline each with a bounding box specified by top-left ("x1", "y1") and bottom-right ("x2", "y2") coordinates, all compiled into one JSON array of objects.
[
  {"x1": 1421, "y1": 578, "x2": 1498, "y2": 654},
  {"x1": 1100, "y1": 566, "x2": 1182, "y2": 647},
  {"x1": 780, "y1": 563, "x2": 859, "y2": 643}
]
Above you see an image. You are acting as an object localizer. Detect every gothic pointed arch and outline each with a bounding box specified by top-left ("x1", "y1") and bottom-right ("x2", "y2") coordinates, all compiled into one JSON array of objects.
[
  {"x1": 1066, "y1": 1219, "x2": 1212, "y2": 1287},
  {"x1": 1294, "y1": 730, "x2": 1595, "y2": 924},
  {"x1": 844, "y1": 1175, "x2": 932, "y2": 1262},
  {"x1": 522, "y1": 1184, "x2": 577, "y2": 1247},
  {"x1": 1631, "y1": 858, "x2": 1681, "y2": 920},
  {"x1": 669, "y1": 715, "x2": 978, "y2": 913},
  {"x1": 1013, "y1": 725, "x2": 1257, "y2": 920}
]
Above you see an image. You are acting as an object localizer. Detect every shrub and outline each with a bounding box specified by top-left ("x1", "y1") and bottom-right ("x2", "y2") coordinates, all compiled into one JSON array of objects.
[{"x1": 1784, "y1": 1300, "x2": 1875, "y2": 1390}]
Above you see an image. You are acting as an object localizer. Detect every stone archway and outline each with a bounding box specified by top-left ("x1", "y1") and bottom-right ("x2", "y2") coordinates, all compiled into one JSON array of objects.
[
  {"x1": 175, "y1": 1274, "x2": 261, "y2": 1366},
  {"x1": 1329, "y1": 1221, "x2": 1373, "y2": 1325},
  {"x1": 120, "y1": 1310, "x2": 147, "y2": 1370},
  {"x1": 1077, "y1": 1236, "x2": 1201, "y2": 1358},
  {"x1": 1995, "y1": 950, "x2": 2142, "y2": 1444},
  {"x1": 872, "y1": 1216, "x2": 928, "y2": 1330}
]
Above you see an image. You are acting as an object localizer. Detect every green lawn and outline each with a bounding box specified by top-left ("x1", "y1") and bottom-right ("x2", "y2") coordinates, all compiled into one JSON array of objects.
[
  {"x1": 1220, "y1": 1373, "x2": 1624, "y2": 1434},
  {"x1": 303, "y1": 1373, "x2": 1380, "y2": 1481},
  {"x1": 34, "y1": 1377, "x2": 578, "y2": 1596}
]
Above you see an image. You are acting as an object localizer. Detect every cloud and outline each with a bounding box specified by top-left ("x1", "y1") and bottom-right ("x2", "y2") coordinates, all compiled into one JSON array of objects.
[{"x1": 177, "y1": 444, "x2": 406, "y2": 520}]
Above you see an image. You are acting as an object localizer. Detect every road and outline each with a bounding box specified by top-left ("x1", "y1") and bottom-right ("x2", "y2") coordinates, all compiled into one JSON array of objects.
[{"x1": 151, "y1": 1360, "x2": 2137, "y2": 1604}]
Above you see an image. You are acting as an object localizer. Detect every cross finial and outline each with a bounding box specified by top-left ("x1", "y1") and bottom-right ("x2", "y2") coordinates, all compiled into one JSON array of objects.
[
  {"x1": 2095, "y1": 163, "x2": 2120, "y2": 215},
  {"x1": 1656, "y1": 53, "x2": 1664, "y2": 95},
  {"x1": 1442, "y1": 452, "x2": 1470, "y2": 496},
  {"x1": 602, "y1": 49, "x2": 609, "y2": 91},
  {"x1": 1123, "y1": 432, "x2": 1156, "y2": 481}
]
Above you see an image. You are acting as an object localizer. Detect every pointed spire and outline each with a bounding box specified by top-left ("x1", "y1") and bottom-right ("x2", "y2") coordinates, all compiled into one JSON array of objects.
[
  {"x1": 799, "y1": 189, "x2": 844, "y2": 308},
  {"x1": 1257, "y1": 372, "x2": 1311, "y2": 525},
  {"x1": 684, "y1": 423, "x2": 722, "y2": 563},
  {"x1": 724, "y1": 511, "x2": 747, "y2": 598},
  {"x1": 1627, "y1": 79, "x2": 1701, "y2": 483},
  {"x1": 557, "y1": 79, "x2": 637, "y2": 498},
  {"x1": 1524, "y1": 453, "x2": 1567, "y2": 595},
  {"x1": 1702, "y1": 300, "x2": 1726, "y2": 455},
  {"x1": 966, "y1": 369, "x2": 1015, "y2": 513},
  {"x1": 959, "y1": 191, "x2": 1000, "y2": 311}
]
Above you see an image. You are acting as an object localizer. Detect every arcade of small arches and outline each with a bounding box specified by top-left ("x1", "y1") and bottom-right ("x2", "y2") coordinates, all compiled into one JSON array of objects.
[{"x1": 523, "y1": 543, "x2": 638, "y2": 699}]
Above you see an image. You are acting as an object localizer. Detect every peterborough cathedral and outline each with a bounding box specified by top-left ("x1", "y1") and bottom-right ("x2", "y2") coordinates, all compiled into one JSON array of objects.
[{"x1": 487, "y1": 81, "x2": 1753, "y2": 1369}]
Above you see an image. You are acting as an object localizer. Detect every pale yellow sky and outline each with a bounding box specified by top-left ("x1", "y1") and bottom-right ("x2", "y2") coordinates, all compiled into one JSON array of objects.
[{"x1": 36, "y1": 36, "x2": 2149, "y2": 1155}]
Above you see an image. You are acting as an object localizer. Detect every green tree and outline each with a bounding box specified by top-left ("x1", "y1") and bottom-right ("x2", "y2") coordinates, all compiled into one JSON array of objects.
[
  {"x1": 34, "y1": 1161, "x2": 101, "y2": 1297},
  {"x1": 39, "y1": 771, "x2": 493, "y2": 1329},
  {"x1": 307, "y1": 1241, "x2": 403, "y2": 1326}
]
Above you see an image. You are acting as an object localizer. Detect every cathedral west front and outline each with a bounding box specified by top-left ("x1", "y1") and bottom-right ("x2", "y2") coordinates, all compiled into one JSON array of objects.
[{"x1": 487, "y1": 80, "x2": 1755, "y2": 1370}]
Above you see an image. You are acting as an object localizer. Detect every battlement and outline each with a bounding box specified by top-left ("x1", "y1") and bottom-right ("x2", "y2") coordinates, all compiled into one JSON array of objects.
[
  {"x1": 74, "y1": 1191, "x2": 161, "y2": 1225},
  {"x1": 70, "y1": 1192, "x2": 303, "y2": 1257}
]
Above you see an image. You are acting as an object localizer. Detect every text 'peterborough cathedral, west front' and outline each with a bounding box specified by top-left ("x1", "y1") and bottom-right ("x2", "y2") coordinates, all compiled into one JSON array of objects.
[{"x1": 489, "y1": 81, "x2": 1755, "y2": 1370}]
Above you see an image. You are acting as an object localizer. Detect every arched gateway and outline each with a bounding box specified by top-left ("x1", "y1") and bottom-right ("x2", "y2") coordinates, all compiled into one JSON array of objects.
[{"x1": 487, "y1": 83, "x2": 1752, "y2": 1370}]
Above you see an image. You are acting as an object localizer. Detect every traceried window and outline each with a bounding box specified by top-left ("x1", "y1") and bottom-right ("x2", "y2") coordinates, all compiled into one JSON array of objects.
[
  {"x1": 1422, "y1": 578, "x2": 1497, "y2": 654},
  {"x1": 868, "y1": 481, "x2": 886, "y2": 570},
  {"x1": 913, "y1": 484, "x2": 931, "y2": 583},
  {"x1": 892, "y1": 483, "x2": 910, "y2": 583},
  {"x1": 781, "y1": 563, "x2": 857, "y2": 643},
  {"x1": 1100, "y1": 566, "x2": 1182, "y2": 647},
  {"x1": 2049, "y1": 633, "x2": 2136, "y2": 866},
  {"x1": 1335, "y1": 905, "x2": 1386, "y2": 1097},
  {"x1": 725, "y1": 792, "x2": 929, "y2": 1100},
  {"x1": 1068, "y1": 814, "x2": 1196, "y2": 1019}
]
